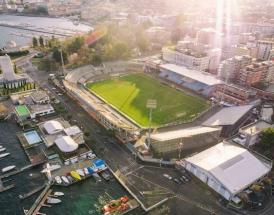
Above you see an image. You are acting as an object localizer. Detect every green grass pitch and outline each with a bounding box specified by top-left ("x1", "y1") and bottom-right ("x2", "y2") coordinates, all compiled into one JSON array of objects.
[{"x1": 86, "y1": 74, "x2": 209, "y2": 127}]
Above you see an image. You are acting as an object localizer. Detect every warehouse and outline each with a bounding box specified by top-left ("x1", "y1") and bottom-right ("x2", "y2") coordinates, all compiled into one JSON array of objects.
[{"x1": 182, "y1": 142, "x2": 272, "y2": 201}]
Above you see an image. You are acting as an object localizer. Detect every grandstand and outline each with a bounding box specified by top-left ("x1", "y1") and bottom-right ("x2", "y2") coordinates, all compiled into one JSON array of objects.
[{"x1": 159, "y1": 64, "x2": 223, "y2": 97}]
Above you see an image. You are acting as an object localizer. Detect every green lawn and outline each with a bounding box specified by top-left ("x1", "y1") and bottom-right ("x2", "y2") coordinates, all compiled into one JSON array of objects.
[{"x1": 86, "y1": 74, "x2": 209, "y2": 127}]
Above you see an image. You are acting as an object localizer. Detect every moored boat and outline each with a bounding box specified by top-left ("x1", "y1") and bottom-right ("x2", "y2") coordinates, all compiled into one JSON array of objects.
[
  {"x1": 0, "y1": 148, "x2": 6, "y2": 152},
  {"x1": 84, "y1": 168, "x2": 89, "y2": 175},
  {"x1": 54, "y1": 191, "x2": 64, "y2": 197},
  {"x1": 102, "y1": 196, "x2": 130, "y2": 215},
  {"x1": 70, "y1": 171, "x2": 81, "y2": 181},
  {"x1": 54, "y1": 176, "x2": 62, "y2": 184},
  {"x1": 47, "y1": 197, "x2": 61, "y2": 204},
  {"x1": 76, "y1": 169, "x2": 85, "y2": 177},
  {"x1": 0, "y1": 153, "x2": 10, "y2": 158},
  {"x1": 61, "y1": 176, "x2": 69, "y2": 184},
  {"x1": 2, "y1": 165, "x2": 16, "y2": 173}
]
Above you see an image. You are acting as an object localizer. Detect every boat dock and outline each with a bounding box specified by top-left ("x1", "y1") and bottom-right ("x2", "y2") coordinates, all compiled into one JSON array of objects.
[
  {"x1": 0, "y1": 163, "x2": 43, "y2": 179},
  {"x1": 19, "y1": 184, "x2": 46, "y2": 200},
  {"x1": 25, "y1": 184, "x2": 52, "y2": 215},
  {"x1": 0, "y1": 179, "x2": 15, "y2": 193}
]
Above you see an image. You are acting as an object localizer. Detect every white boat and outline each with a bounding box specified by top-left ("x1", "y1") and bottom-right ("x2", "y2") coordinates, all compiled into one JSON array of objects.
[
  {"x1": 0, "y1": 145, "x2": 3, "y2": 148},
  {"x1": 0, "y1": 148, "x2": 6, "y2": 152},
  {"x1": 54, "y1": 191, "x2": 64, "y2": 197},
  {"x1": 76, "y1": 169, "x2": 85, "y2": 177},
  {"x1": 84, "y1": 168, "x2": 89, "y2": 175},
  {"x1": 54, "y1": 176, "x2": 62, "y2": 184},
  {"x1": 2, "y1": 165, "x2": 16, "y2": 173},
  {"x1": 61, "y1": 176, "x2": 69, "y2": 184},
  {"x1": 0, "y1": 153, "x2": 10, "y2": 158},
  {"x1": 47, "y1": 197, "x2": 62, "y2": 204}
]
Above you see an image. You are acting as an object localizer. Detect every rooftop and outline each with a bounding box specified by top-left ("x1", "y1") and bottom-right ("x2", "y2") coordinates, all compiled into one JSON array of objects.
[
  {"x1": 55, "y1": 136, "x2": 78, "y2": 153},
  {"x1": 151, "y1": 126, "x2": 221, "y2": 142},
  {"x1": 185, "y1": 142, "x2": 271, "y2": 195},
  {"x1": 160, "y1": 64, "x2": 223, "y2": 86},
  {"x1": 202, "y1": 105, "x2": 254, "y2": 126},
  {"x1": 240, "y1": 120, "x2": 273, "y2": 135}
]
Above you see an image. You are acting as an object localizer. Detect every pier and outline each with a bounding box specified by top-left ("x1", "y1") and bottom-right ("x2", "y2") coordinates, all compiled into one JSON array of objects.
[
  {"x1": 25, "y1": 184, "x2": 52, "y2": 215},
  {"x1": 0, "y1": 162, "x2": 44, "y2": 179},
  {"x1": 0, "y1": 179, "x2": 15, "y2": 193}
]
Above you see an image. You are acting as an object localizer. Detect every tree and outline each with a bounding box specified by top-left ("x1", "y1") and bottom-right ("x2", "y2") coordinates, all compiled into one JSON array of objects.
[
  {"x1": 92, "y1": 54, "x2": 102, "y2": 66},
  {"x1": 52, "y1": 48, "x2": 68, "y2": 65},
  {"x1": 39, "y1": 36, "x2": 44, "y2": 47},
  {"x1": 171, "y1": 28, "x2": 182, "y2": 43},
  {"x1": 260, "y1": 128, "x2": 274, "y2": 149},
  {"x1": 112, "y1": 42, "x2": 130, "y2": 59},
  {"x1": 136, "y1": 33, "x2": 149, "y2": 53},
  {"x1": 32, "y1": 37, "x2": 38, "y2": 47},
  {"x1": 67, "y1": 37, "x2": 84, "y2": 54},
  {"x1": 13, "y1": 64, "x2": 17, "y2": 73}
]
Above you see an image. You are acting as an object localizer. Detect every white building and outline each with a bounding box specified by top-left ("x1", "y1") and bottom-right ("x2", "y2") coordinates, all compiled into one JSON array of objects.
[
  {"x1": 257, "y1": 40, "x2": 274, "y2": 61},
  {"x1": 239, "y1": 120, "x2": 274, "y2": 147},
  {"x1": 162, "y1": 47, "x2": 210, "y2": 71},
  {"x1": 30, "y1": 90, "x2": 50, "y2": 104},
  {"x1": 0, "y1": 55, "x2": 29, "y2": 89},
  {"x1": 29, "y1": 104, "x2": 55, "y2": 119},
  {"x1": 183, "y1": 142, "x2": 271, "y2": 201},
  {"x1": 218, "y1": 55, "x2": 253, "y2": 81}
]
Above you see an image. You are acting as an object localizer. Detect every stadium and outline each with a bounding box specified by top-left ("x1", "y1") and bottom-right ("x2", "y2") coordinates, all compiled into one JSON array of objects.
[{"x1": 63, "y1": 62, "x2": 222, "y2": 144}]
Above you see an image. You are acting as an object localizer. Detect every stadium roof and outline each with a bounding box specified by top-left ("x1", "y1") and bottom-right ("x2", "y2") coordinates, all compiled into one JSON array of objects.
[
  {"x1": 185, "y1": 142, "x2": 271, "y2": 195},
  {"x1": 160, "y1": 64, "x2": 223, "y2": 86},
  {"x1": 202, "y1": 105, "x2": 254, "y2": 126},
  {"x1": 55, "y1": 136, "x2": 78, "y2": 153},
  {"x1": 151, "y1": 126, "x2": 221, "y2": 142},
  {"x1": 43, "y1": 120, "x2": 64, "y2": 134}
]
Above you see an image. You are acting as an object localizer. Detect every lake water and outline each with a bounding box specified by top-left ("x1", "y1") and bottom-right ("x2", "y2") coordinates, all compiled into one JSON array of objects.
[
  {"x1": 0, "y1": 122, "x2": 139, "y2": 215},
  {"x1": 0, "y1": 14, "x2": 92, "y2": 48}
]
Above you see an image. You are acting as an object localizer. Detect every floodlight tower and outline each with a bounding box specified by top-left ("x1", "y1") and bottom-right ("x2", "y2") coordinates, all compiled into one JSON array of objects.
[{"x1": 146, "y1": 99, "x2": 157, "y2": 149}]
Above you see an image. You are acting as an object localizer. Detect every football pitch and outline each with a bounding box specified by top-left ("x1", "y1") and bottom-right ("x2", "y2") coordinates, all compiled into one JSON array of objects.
[{"x1": 86, "y1": 74, "x2": 209, "y2": 127}]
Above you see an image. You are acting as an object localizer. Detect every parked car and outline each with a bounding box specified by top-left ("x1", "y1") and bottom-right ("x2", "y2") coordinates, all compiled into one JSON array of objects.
[
  {"x1": 173, "y1": 178, "x2": 181, "y2": 184},
  {"x1": 163, "y1": 174, "x2": 172, "y2": 180},
  {"x1": 180, "y1": 175, "x2": 189, "y2": 182}
]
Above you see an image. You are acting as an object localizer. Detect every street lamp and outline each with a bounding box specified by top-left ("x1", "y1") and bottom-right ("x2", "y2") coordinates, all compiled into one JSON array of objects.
[
  {"x1": 178, "y1": 140, "x2": 184, "y2": 160},
  {"x1": 146, "y1": 99, "x2": 157, "y2": 149}
]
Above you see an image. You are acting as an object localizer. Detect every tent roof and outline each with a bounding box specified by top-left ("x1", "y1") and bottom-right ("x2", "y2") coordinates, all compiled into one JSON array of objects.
[
  {"x1": 185, "y1": 142, "x2": 271, "y2": 195},
  {"x1": 55, "y1": 136, "x2": 78, "y2": 153},
  {"x1": 43, "y1": 120, "x2": 64, "y2": 134}
]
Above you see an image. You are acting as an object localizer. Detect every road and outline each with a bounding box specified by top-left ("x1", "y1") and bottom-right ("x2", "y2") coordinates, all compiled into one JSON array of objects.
[{"x1": 21, "y1": 60, "x2": 240, "y2": 215}]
